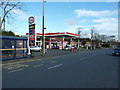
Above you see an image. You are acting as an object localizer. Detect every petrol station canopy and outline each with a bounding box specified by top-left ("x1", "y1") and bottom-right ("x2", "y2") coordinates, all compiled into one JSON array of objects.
[{"x1": 26, "y1": 32, "x2": 79, "y2": 37}]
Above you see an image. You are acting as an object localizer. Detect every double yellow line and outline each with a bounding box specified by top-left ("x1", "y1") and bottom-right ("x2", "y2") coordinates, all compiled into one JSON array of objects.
[{"x1": 0, "y1": 48, "x2": 27, "y2": 51}]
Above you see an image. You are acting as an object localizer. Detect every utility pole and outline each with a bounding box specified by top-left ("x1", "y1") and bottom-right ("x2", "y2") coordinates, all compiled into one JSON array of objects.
[
  {"x1": 0, "y1": 17, "x2": 1, "y2": 31},
  {"x1": 41, "y1": 0, "x2": 46, "y2": 56}
]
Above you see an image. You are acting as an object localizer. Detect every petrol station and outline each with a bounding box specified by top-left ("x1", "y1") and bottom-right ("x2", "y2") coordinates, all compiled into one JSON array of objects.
[
  {"x1": 27, "y1": 16, "x2": 80, "y2": 50},
  {"x1": 26, "y1": 32, "x2": 80, "y2": 49}
]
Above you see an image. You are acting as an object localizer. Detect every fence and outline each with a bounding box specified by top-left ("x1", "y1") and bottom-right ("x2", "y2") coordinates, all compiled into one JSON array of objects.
[{"x1": 0, "y1": 35, "x2": 28, "y2": 61}]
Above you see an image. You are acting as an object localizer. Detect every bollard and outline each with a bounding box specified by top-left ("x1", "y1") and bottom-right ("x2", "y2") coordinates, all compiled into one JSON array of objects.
[
  {"x1": 31, "y1": 50, "x2": 34, "y2": 57},
  {"x1": 45, "y1": 49, "x2": 47, "y2": 53},
  {"x1": 71, "y1": 47, "x2": 74, "y2": 52}
]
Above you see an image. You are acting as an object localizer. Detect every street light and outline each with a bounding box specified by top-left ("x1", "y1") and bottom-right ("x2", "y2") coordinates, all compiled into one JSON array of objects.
[
  {"x1": 41, "y1": 0, "x2": 46, "y2": 56},
  {"x1": 0, "y1": 17, "x2": 1, "y2": 31}
]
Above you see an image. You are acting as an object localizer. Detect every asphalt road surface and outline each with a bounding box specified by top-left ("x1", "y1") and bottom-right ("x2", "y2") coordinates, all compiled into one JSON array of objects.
[{"x1": 2, "y1": 49, "x2": 119, "y2": 88}]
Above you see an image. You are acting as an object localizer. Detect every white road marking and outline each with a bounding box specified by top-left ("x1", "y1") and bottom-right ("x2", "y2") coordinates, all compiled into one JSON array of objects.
[
  {"x1": 79, "y1": 57, "x2": 86, "y2": 60},
  {"x1": 33, "y1": 64, "x2": 44, "y2": 67},
  {"x1": 48, "y1": 64, "x2": 63, "y2": 69}
]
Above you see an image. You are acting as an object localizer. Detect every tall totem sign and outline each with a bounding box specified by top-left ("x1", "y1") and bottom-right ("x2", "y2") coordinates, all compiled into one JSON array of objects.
[{"x1": 28, "y1": 16, "x2": 35, "y2": 46}]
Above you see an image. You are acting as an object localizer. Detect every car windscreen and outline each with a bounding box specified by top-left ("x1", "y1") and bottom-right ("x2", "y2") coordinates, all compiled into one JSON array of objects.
[{"x1": 31, "y1": 46, "x2": 36, "y2": 48}]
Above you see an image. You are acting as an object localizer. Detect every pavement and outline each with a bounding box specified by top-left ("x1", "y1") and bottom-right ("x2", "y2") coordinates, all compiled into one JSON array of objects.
[{"x1": 2, "y1": 48, "x2": 94, "y2": 65}]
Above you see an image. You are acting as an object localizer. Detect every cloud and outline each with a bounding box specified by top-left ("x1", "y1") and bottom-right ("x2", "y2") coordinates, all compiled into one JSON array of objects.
[
  {"x1": 72, "y1": 25, "x2": 92, "y2": 28},
  {"x1": 92, "y1": 18, "x2": 118, "y2": 37},
  {"x1": 64, "y1": 18, "x2": 86, "y2": 26},
  {"x1": 65, "y1": 17, "x2": 118, "y2": 38},
  {"x1": 93, "y1": 23, "x2": 118, "y2": 34},
  {"x1": 73, "y1": 9, "x2": 118, "y2": 39},
  {"x1": 65, "y1": 25, "x2": 91, "y2": 34},
  {"x1": 74, "y1": 9, "x2": 117, "y2": 17},
  {"x1": 12, "y1": 9, "x2": 31, "y2": 20},
  {"x1": 64, "y1": 18, "x2": 78, "y2": 26},
  {"x1": 79, "y1": 19, "x2": 86, "y2": 23},
  {"x1": 93, "y1": 18, "x2": 117, "y2": 23}
]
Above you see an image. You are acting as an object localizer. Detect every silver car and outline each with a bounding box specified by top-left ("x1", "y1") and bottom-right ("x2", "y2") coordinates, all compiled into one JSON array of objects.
[
  {"x1": 64, "y1": 46, "x2": 74, "y2": 50},
  {"x1": 30, "y1": 46, "x2": 42, "y2": 51}
]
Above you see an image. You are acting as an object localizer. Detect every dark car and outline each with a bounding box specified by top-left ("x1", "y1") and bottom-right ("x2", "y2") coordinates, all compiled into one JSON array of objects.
[
  {"x1": 112, "y1": 48, "x2": 120, "y2": 56},
  {"x1": 54, "y1": 46, "x2": 59, "y2": 49}
]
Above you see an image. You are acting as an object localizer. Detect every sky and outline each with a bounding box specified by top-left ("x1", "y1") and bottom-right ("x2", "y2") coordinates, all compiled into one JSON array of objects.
[{"x1": 5, "y1": 2, "x2": 118, "y2": 39}]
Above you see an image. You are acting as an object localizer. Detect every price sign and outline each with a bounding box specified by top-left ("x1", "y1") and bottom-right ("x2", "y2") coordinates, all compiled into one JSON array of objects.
[{"x1": 28, "y1": 16, "x2": 36, "y2": 46}]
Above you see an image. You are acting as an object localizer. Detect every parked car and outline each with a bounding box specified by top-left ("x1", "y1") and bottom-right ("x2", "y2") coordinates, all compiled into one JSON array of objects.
[
  {"x1": 112, "y1": 48, "x2": 120, "y2": 56},
  {"x1": 30, "y1": 46, "x2": 42, "y2": 51},
  {"x1": 64, "y1": 46, "x2": 74, "y2": 50},
  {"x1": 51, "y1": 46, "x2": 55, "y2": 49},
  {"x1": 54, "y1": 46, "x2": 59, "y2": 49}
]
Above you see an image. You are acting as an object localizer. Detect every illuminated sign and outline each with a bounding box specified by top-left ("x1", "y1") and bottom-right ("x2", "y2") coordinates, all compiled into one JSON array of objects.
[
  {"x1": 28, "y1": 16, "x2": 35, "y2": 25},
  {"x1": 28, "y1": 16, "x2": 36, "y2": 46}
]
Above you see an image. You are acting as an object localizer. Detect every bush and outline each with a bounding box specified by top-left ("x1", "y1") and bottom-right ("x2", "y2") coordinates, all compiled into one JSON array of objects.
[
  {"x1": 0, "y1": 30, "x2": 20, "y2": 37},
  {"x1": 101, "y1": 44, "x2": 110, "y2": 48}
]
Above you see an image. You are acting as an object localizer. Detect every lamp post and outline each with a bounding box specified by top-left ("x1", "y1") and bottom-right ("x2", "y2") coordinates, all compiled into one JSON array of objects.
[
  {"x1": 41, "y1": 0, "x2": 46, "y2": 56},
  {"x1": 0, "y1": 17, "x2": 1, "y2": 31}
]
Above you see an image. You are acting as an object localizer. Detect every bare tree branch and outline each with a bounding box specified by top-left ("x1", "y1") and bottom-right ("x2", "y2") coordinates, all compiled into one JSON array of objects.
[{"x1": 1, "y1": 2, "x2": 20, "y2": 27}]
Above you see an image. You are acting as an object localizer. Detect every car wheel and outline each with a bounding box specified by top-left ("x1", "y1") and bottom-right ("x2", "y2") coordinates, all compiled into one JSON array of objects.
[{"x1": 112, "y1": 54, "x2": 115, "y2": 56}]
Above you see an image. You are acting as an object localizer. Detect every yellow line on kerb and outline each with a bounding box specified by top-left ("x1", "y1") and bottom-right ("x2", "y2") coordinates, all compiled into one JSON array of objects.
[
  {"x1": 0, "y1": 49, "x2": 14, "y2": 50},
  {"x1": 0, "y1": 48, "x2": 27, "y2": 51},
  {"x1": 16, "y1": 48, "x2": 27, "y2": 50}
]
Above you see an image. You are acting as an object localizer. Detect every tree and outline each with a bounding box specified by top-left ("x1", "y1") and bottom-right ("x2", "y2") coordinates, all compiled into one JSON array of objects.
[
  {"x1": 76, "y1": 27, "x2": 83, "y2": 38},
  {"x1": 90, "y1": 27, "x2": 95, "y2": 41},
  {"x1": 0, "y1": 30, "x2": 20, "y2": 37},
  {"x1": 0, "y1": 2, "x2": 23, "y2": 31},
  {"x1": 76, "y1": 27, "x2": 83, "y2": 48},
  {"x1": 90, "y1": 27, "x2": 95, "y2": 49},
  {"x1": 0, "y1": 30, "x2": 15, "y2": 36}
]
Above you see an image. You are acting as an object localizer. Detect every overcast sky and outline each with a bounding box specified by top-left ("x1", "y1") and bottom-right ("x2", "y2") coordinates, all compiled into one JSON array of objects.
[{"x1": 5, "y1": 2, "x2": 118, "y2": 39}]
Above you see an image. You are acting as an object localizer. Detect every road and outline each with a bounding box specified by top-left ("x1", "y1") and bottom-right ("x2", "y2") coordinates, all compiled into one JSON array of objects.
[{"x1": 2, "y1": 49, "x2": 119, "y2": 88}]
